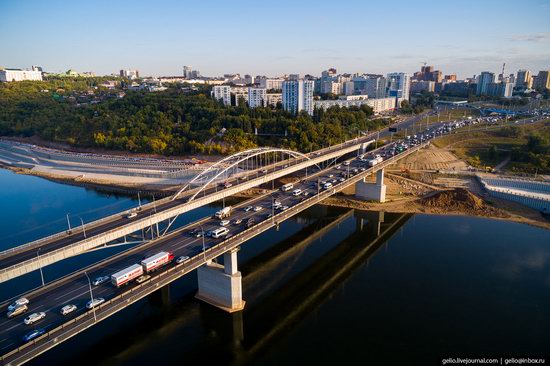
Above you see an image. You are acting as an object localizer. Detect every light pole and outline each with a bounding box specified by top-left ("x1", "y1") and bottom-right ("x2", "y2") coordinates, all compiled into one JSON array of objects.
[
  {"x1": 37, "y1": 248, "x2": 44, "y2": 287},
  {"x1": 79, "y1": 217, "x2": 87, "y2": 239},
  {"x1": 137, "y1": 191, "x2": 142, "y2": 210},
  {"x1": 84, "y1": 271, "x2": 96, "y2": 322},
  {"x1": 199, "y1": 224, "x2": 206, "y2": 261},
  {"x1": 66, "y1": 213, "x2": 72, "y2": 234}
]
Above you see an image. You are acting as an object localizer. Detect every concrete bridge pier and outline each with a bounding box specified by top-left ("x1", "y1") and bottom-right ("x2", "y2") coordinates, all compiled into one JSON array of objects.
[
  {"x1": 355, "y1": 168, "x2": 386, "y2": 203},
  {"x1": 196, "y1": 247, "x2": 245, "y2": 313}
]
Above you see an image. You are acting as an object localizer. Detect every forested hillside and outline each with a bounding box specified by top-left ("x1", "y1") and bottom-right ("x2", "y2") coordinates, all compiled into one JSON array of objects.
[{"x1": 0, "y1": 79, "x2": 388, "y2": 155}]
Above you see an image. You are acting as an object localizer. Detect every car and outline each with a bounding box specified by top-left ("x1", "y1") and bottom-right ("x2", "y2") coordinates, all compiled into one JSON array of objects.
[
  {"x1": 86, "y1": 298, "x2": 105, "y2": 309},
  {"x1": 7, "y1": 305, "x2": 28, "y2": 318},
  {"x1": 246, "y1": 218, "x2": 255, "y2": 228},
  {"x1": 343, "y1": 161, "x2": 350, "y2": 166},
  {"x1": 7, "y1": 298, "x2": 29, "y2": 312},
  {"x1": 22, "y1": 329, "x2": 45, "y2": 343},
  {"x1": 220, "y1": 220, "x2": 230, "y2": 226},
  {"x1": 253, "y1": 206, "x2": 263, "y2": 212},
  {"x1": 266, "y1": 213, "x2": 273, "y2": 219},
  {"x1": 336, "y1": 165, "x2": 341, "y2": 169},
  {"x1": 136, "y1": 275, "x2": 151, "y2": 283},
  {"x1": 244, "y1": 206, "x2": 253, "y2": 212},
  {"x1": 126, "y1": 211, "x2": 137, "y2": 219},
  {"x1": 261, "y1": 169, "x2": 268, "y2": 174},
  {"x1": 328, "y1": 174, "x2": 334, "y2": 178},
  {"x1": 92, "y1": 276, "x2": 109, "y2": 286},
  {"x1": 292, "y1": 189, "x2": 302, "y2": 196},
  {"x1": 360, "y1": 167, "x2": 366, "y2": 171},
  {"x1": 339, "y1": 177, "x2": 345, "y2": 182},
  {"x1": 176, "y1": 256, "x2": 190, "y2": 264},
  {"x1": 60, "y1": 304, "x2": 77, "y2": 316},
  {"x1": 223, "y1": 182, "x2": 233, "y2": 188},
  {"x1": 232, "y1": 218, "x2": 243, "y2": 225},
  {"x1": 281, "y1": 205, "x2": 289, "y2": 211},
  {"x1": 24, "y1": 312, "x2": 46, "y2": 325}
]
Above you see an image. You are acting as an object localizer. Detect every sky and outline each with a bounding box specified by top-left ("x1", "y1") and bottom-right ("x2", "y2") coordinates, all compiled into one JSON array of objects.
[{"x1": 1, "y1": 0, "x2": 550, "y2": 79}]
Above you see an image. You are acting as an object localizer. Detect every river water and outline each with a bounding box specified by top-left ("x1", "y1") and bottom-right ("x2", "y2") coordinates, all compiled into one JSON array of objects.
[{"x1": 0, "y1": 168, "x2": 549, "y2": 365}]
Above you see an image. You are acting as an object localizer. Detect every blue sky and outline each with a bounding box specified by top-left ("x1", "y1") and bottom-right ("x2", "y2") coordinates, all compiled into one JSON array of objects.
[{"x1": 1, "y1": 0, "x2": 549, "y2": 78}]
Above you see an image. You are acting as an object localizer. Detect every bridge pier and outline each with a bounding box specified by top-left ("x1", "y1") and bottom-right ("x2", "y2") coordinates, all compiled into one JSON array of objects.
[
  {"x1": 355, "y1": 168, "x2": 386, "y2": 203},
  {"x1": 196, "y1": 247, "x2": 245, "y2": 313}
]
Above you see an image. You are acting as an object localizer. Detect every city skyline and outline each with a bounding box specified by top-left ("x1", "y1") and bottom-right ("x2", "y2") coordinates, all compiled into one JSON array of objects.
[{"x1": 1, "y1": 0, "x2": 550, "y2": 78}]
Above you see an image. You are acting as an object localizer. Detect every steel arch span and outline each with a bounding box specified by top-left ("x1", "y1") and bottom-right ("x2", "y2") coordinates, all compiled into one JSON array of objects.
[{"x1": 172, "y1": 147, "x2": 316, "y2": 201}]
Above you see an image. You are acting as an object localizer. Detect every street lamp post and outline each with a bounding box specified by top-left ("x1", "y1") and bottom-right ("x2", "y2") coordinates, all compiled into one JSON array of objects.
[
  {"x1": 199, "y1": 225, "x2": 206, "y2": 262},
  {"x1": 79, "y1": 217, "x2": 87, "y2": 239},
  {"x1": 37, "y1": 248, "x2": 44, "y2": 287},
  {"x1": 84, "y1": 271, "x2": 97, "y2": 322},
  {"x1": 66, "y1": 213, "x2": 72, "y2": 234}
]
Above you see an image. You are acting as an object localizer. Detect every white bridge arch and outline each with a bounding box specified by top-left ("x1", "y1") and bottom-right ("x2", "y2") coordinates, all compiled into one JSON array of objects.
[{"x1": 172, "y1": 147, "x2": 317, "y2": 202}]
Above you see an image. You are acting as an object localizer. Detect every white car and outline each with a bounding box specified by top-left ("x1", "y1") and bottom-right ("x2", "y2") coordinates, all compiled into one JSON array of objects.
[
  {"x1": 24, "y1": 312, "x2": 46, "y2": 325},
  {"x1": 86, "y1": 298, "x2": 105, "y2": 309},
  {"x1": 244, "y1": 206, "x2": 253, "y2": 212},
  {"x1": 292, "y1": 189, "x2": 302, "y2": 196},
  {"x1": 281, "y1": 206, "x2": 289, "y2": 211},
  {"x1": 60, "y1": 304, "x2": 77, "y2": 316},
  {"x1": 343, "y1": 161, "x2": 350, "y2": 166},
  {"x1": 136, "y1": 275, "x2": 151, "y2": 283},
  {"x1": 92, "y1": 276, "x2": 109, "y2": 286},
  {"x1": 176, "y1": 256, "x2": 189, "y2": 264},
  {"x1": 220, "y1": 220, "x2": 230, "y2": 227},
  {"x1": 126, "y1": 212, "x2": 137, "y2": 219},
  {"x1": 253, "y1": 206, "x2": 263, "y2": 212},
  {"x1": 7, "y1": 297, "x2": 29, "y2": 312}
]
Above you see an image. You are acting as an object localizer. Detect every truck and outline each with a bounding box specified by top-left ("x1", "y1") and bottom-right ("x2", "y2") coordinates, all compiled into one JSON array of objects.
[
  {"x1": 215, "y1": 206, "x2": 232, "y2": 219},
  {"x1": 367, "y1": 155, "x2": 383, "y2": 167},
  {"x1": 141, "y1": 251, "x2": 174, "y2": 273},
  {"x1": 111, "y1": 264, "x2": 144, "y2": 287}
]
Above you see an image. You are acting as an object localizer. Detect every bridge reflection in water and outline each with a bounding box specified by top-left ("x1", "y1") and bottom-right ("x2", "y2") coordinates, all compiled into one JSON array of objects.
[{"x1": 53, "y1": 207, "x2": 410, "y2": 366}]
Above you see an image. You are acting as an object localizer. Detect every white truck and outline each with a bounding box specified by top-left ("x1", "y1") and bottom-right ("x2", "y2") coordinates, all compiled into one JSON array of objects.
[
  {"x1": 367, "y1": 155, "x2": 383, "y2": 167},
  {"x1": 111, "y1": 264, "x2": 144, "y2": 287},
  {"x1": 215, "y1": 206, "x2": 232, "y2": 219},
  {"x1": 141, "y1": 251, "x2": 174, "y2": 273}
]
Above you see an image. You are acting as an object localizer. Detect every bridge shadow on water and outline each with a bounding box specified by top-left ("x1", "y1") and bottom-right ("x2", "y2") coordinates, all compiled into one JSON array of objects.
[{"x1": 28, "y1": 207, "x2": 411, "y2": 366}]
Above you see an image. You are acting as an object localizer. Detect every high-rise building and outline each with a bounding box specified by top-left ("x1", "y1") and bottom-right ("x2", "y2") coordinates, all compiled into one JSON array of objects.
[
  {"x1": 212, "y1": 85, "x2": 231, "y2": 106},
  {"x1": 488, "y1": 82, "x2": 513, "y2": 98},
  {"x1": 516, "y1": 70, "x2": 533, "y2": 89},
  {"x1": 259, "y1": 78, "x2": 284, "y2": 90},
  {"x1": 365, "y1": 76, "x2": 387, "y2": 98},
  {"x1": 533, "y1": 71, "x2": 550, "y2": 91},
  {"x1": 476, "y1": 71, "x2": 495, "y2": 95},
  {"x1": 248, "y1": 87, "x2": 267, "y2": 108},
  {"x1": 282, "y1": 78, "x2": 314, "y2": 115},
  {"x1": 444, "y1": 74, "x2": 457, "y2": 81},
  {"x1": 386, "y1": 73, "x2": 411, "y2": 100},
  {"x1": 183, "y1": 66, "x2": 200, "y2": 79},
  {"x1": 120, "y1": 69, "x2": 139, "y2": 79},
  {"x1": 244, "y1": 74, "x2": 253, "y2": 85}
]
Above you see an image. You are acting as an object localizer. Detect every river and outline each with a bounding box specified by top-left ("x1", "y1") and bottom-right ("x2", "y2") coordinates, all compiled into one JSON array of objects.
[{"x1": 0, "y1": 168, "x2": 549, "y2": 365}]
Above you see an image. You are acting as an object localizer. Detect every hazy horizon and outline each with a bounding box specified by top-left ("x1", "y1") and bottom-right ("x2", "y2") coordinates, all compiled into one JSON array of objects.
[{"x1": 1, "y1": 0, "x2": 550, "y2": 79}]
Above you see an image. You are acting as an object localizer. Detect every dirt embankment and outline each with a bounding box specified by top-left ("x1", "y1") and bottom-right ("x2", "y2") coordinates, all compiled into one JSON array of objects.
[{"x1": 419, "y1": 189, "x2": 507, "y2": 217}]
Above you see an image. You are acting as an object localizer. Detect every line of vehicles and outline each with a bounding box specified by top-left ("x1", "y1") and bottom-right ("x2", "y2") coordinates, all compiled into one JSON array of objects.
[{"x1": 4, "y1": 250, "x2": 192, "y2": 343}]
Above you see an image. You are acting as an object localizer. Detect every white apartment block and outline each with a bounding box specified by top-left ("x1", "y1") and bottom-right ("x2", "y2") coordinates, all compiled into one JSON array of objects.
[
  {"x1": 259, "y1": 78, "x2": 285, "y2": 90},
  {"x1": 386, "y1": 72, "x2": 411, "y2": 101},
  {"x1": 248, "y1": 87, "x2": 267, "y2": 108},
  {"x1": 282, "y1": 79, "x2": 314, "y2": 115},
  {"x1": 231, "y1": 86, "x2": 249, "y2": 105},
  {"x1": 266, "y1": 93, "x2": 282, "y2": 107},
  {"x1": 314, "y1": 97, "x2": 396, "y2": 114},
  {"x1": 212, "y1": 85, "x2": 231, "y2": 106},
  {"x1": 0, "y1": 68, "x2": 43, "y2": 82}
]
